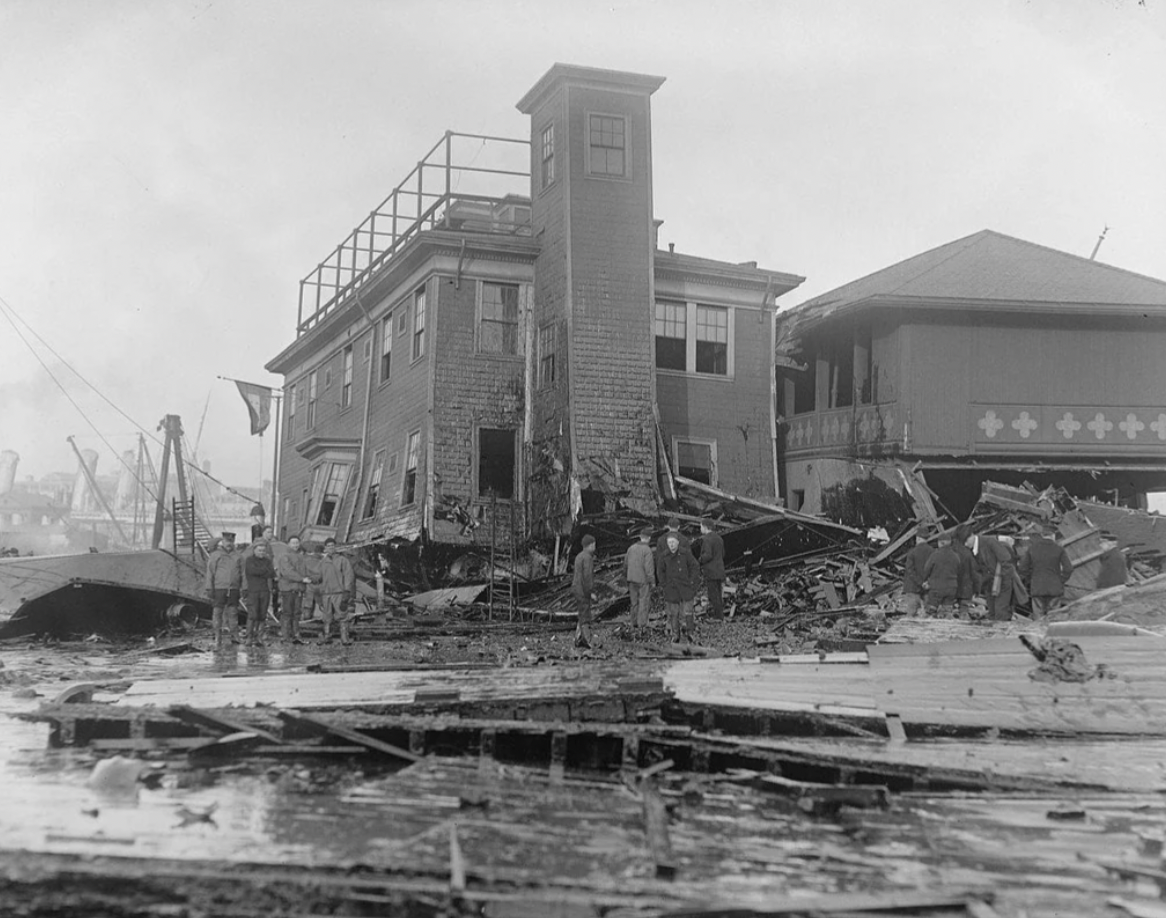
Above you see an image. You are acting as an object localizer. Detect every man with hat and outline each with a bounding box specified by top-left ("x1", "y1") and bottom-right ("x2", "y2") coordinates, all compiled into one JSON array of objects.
[
  {"x1": 1019, "y1": 524, "x2": 1073, "y2": 616},
  {"x1": 698, "y1": 519, "x2": 726, "y2": 621},
  {"x1": 922, "y1": 532, "x2": 961, "y2": 618},
  {"x1": 657, "y1": 529, "x2": 701, "y2": 643},
  {"x1": 624, "y1": 526, "x2": 655, "y2": 632},
  {"x1": 204, "y1": 533, "x2": 242, "y2": 646},
  {"x1": 572, "y1": 534, "x2": 598, "y2": 648},
  {"x1": 319, "y1": 537, "x2": 357, "y2": 644}
]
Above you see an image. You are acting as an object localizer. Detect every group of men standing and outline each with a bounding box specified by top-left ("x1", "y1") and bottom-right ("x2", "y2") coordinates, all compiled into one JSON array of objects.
[
  {"x1": 203, "y1": 531, "x2": 357, "y2": 647},
  {"x1": 902, "y1": 522, "x2": 1074, "y2": 620},
  {"x1": 570, "y1": 517, "x2": 726, "y2": 648}
]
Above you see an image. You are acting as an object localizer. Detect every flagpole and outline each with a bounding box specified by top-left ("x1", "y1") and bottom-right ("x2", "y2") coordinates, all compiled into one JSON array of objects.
[{"x1": 271, "y1": 394, "x2": 282, "y2": 536}]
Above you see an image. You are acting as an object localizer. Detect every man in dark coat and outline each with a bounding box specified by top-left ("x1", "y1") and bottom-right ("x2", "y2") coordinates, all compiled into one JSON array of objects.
[
  {"x1": 966, "y1": 532, "x2": 1015, "y2": 621},
  {"x1": 698, "y1": 519, "x2": 726, "y2": 621},
  {"x1": 653, "y1": 518, "x2": 691, "y2": 567},
  {"x1": 657, "y1": 532, "x2": 700, "y2": 643},
  {"x1": 900, "y1": 529, "x2": 934, "y2": 615},
  {"x1": 922, "y1": 534, "x2": 961, "y2": 617},
  {"x1": 242, "y1": 541, "x2": 276, "y2": 646},
  {"x1": 1019, "y1": 526, "x2": 1073, "y2": 616},
  {"x1": 951, "y1": 523, "x2": 978, "y2": 616}
]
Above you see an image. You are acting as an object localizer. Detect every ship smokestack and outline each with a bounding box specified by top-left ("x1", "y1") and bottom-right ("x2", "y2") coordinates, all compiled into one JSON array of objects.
[{"x1": 0, "y1": 450, "x2": 18, "y2": 496}]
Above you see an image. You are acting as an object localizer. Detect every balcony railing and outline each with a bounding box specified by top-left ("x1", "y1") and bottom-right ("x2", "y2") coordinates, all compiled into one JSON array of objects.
[{"x1": 298, "y1": 131, "x2": 532, "y2": 336}]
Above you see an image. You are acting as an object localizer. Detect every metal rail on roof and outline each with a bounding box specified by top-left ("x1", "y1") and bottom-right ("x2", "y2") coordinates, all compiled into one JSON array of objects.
[{"x1": 297, "y1": 131, "x2": 532, "y2": 336}]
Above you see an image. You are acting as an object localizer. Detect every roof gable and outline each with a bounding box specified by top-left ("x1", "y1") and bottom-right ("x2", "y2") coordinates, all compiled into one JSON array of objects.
[{"x1": 789, "y1": 230, "x2": 1166, "y2": 323}]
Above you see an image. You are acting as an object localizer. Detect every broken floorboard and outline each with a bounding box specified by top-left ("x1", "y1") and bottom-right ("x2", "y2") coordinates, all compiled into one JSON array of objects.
[
  {"x1": 28, "y1": 702, "x2": 1166, "y2": 792},
  {"x1": 666, "y1": 635, "x2": 1166, "y2": 735}
]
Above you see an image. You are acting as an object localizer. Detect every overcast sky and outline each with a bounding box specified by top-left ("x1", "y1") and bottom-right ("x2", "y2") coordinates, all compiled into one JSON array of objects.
[{"x1": 2, "y1": 0, "x2": 1164, "y2": 491}]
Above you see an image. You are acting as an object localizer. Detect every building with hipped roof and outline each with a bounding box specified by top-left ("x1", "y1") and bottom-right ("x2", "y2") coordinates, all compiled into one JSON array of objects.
[{"x1": 775, "y1": 229, "x2": 1166, "y2": 520}]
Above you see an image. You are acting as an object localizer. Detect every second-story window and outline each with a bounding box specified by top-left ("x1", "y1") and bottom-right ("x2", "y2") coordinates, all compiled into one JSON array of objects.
[
  {"x1": 307, "y1": 371, "x2": 318, "y2": 428},
  {"x1": 362, "y1": 450, "x2": 385, "y2": 520},
  {"x1": 341, "y1": 346, "x2": 353, "y2": 409},
  {"x1": 588, "y1": 114, "x2": 626, "y2": 177},
  {"x1": 412, "y1": 288, "x2": 426, "y2": 360},
  {"x1": 654, "y1": 301, "x2": 686, "y2": 371},
  {"x1": 695, "y1": 306, "x2": 728, "y2": 376},
  {"x1": 402, "y1": 431, "x2": 420, "y2": 505},
  {"x1": 541, "y1": 123, "x2": 555, "y2": 189},
  {"x1": 286, "y1": 384, "x2": 296, "y2": 441},
  {"x1": 538, "y1": 323, "x2": 556, "y2": 387},
  {"x1": 313, "y1": 461, "x2": 350, "y2": 527},
  {"x1": 380, "y1": 313, "x2": 393, "y2": 383},
  {"x1": 479, "y1": 282, "x2": 519, "y2": 355}
]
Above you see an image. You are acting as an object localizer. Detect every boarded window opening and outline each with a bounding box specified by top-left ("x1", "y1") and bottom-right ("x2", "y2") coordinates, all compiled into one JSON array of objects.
[
  {"x1": 827, "y1": 337, "x2": 854, "y2": 409},
  {"x1": 478, "y1": 428, "x2": 516, "y2": 499}
]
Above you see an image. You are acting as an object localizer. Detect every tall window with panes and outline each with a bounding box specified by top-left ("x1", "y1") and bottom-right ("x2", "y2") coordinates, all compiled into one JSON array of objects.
[
  {"x1": 538, "y1": 324, "x2": 556, "y2": 388},
  {"x1": 695, "y1": 306, "x2": 728, "y2": 375},
  {"x1": 588, "y1": 114, "x2": 626, "y2": 177},
  {"x1": 540, "y1": 123, "x2": 555, "y2": 189},
  {"x1": 362, "y1": 450, "x2": 385, "y2": 520},
  {"x1": 313, "y1": 462, "x2": 350, "y2": 528},
  {"x1": 341, "y1": 346, "x2": 353, "y2": 408},
  {"x1": 286, "y1": 384, "x2": 296, "y2": 441},
  {"x1": 480, "y1": 282, "x2": 519, "y2": 355},
  {"x1": 402, "y1": 431, "x2": 420, "y2": 505},
  {"x1": 380, "y1": 313, "x2": 393, "y2": 382},
  {"x1": 412, "y1": 289, "x2": 426, "y2": 360},
  {"x1": 654, "y1": 301, "x2": 686, "y2": 370},
  {"x1": 307, "y1": 371, "x2": 318, "y2": 428}
]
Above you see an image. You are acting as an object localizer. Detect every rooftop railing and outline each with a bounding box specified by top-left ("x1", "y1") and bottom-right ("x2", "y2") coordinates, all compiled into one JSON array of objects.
[{"x1": 297, "y1": 131, "x2": 532, "y2": 336}]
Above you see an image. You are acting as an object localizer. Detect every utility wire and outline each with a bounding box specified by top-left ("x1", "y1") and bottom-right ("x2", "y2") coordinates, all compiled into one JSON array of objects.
[
  {"x1": 0, "y1": 292, "x2": 258, "y2": 505},
  {"x1": 0, "y1": 297, "x2": 159, "y2": 503}
]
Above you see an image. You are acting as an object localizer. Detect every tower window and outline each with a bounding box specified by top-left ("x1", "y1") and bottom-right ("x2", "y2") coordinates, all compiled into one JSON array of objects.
[
  {"x1": 588, "y1": 114, "x2": 626, "y2": 177},
  {"x1": 540, "y1": 123, "x2": 555, "y2": 189}
]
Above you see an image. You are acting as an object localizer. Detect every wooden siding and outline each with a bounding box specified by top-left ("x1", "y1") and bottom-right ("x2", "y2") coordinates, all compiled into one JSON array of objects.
[
  {"x1": 657, "y1": 304, "x2": 776, "y2": 498},
  {"x1": 902, "y1": 316, "x2": 1166, "y2": 456}
]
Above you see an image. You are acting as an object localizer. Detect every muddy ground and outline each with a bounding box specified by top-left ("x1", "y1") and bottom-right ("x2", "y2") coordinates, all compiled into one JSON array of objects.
[{"x1": 1, "y1": 610, "x2": 1160, "y2": 917}]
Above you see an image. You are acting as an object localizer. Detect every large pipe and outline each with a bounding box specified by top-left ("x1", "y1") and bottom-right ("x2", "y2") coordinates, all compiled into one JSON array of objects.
[
  {"x1": 71, "y1": 449, "x2": 99, "y2": 512},
  {"x1": 0, "y1": 450, "x2": 18, "y2": 496},
  {"x1": 115, "y1": 450, "x2": 137, "y2": 510}
]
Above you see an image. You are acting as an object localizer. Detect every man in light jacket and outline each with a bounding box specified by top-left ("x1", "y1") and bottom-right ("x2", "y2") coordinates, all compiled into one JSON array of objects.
[
  {"x1": 275, "y1": 535, "x2": 317, "y2": 643},
  {"x1": 204, "y1": 533, "x2": 242, "y2": 646},
  {"x1": 319, "y1": 537, "x2": 357, "y2": 645},
  {"x1": 624, "y1": 527, "x2": 655, "y2": 632}
]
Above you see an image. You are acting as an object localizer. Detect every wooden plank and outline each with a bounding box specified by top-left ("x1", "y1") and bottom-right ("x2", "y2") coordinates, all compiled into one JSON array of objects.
[
  {"x1": 669, "y1": 889, "x2": 985, "y2": 915},
  {"x1": 278, "y1": 710, "x2": 420, "y2": 763},
  {"x1": 169, "y1": 704, "x2": 283, "y2": 744},
  {"x1": 641, "y1": 781, "x2": 677, "y2": 880},
  {"x1": 449, "y1": 822, "x2": 466, "y2": 894}
]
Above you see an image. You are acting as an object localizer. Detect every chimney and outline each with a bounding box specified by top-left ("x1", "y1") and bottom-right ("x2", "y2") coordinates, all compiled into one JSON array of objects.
[
  {"x1": 0, "y1": 450, "x2": 18, "y2": 496},
  {"x1": 71, "y1": 449, "x2": 99, "y2": 513},
  {"x1": 115, "y1": 450, "x2": 137, "y2": 509}
]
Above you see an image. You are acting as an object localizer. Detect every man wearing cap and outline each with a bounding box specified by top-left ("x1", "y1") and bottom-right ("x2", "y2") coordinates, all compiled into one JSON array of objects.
[
  {"x1": 624, "y1": 527, "x2": 655, "y2": 632},
  {"x1": 657, "y1": 530, "x2": 701, "y2": 643},
  {"x1": 276, "y1": 534, "x2": 316, "y2": 643},
  {"x1": 1019, "y1": 525, "x2": 1073, "y2": 616},
  {"x1": 319, "y1": 537, "x2": 357, "y2": 644},
  {"x1": 900, "y1": 528, "x2": 934, "y2": 615},
  {"x1": 698, "y1": 519, "x2": 726, "y2": 621},
  {"x1": 204, "y1": 533, "x2": 242, "y2": 646},
  {"x1": 572, "y1": 534, "x2": 597, "y2": 648},
  {"x1": 653, "y1": 518, "x2": 691, "y2": 567}
]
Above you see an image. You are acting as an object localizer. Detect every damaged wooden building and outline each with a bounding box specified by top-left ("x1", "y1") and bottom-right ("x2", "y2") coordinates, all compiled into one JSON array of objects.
[
  {"x1": 266, "y1": 64, "x2": 804, "y2": 546},
  {"x1": 775, "y1": 230, "x2": 1166, "y2": 521}
]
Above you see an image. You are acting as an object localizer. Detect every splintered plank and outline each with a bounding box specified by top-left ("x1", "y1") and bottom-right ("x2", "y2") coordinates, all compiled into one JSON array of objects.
[{"x1": 278, "y1": 710, "x2": 420, "y2": 763}]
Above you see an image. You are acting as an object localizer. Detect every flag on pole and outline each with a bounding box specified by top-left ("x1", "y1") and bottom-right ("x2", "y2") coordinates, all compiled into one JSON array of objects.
[{"x1": 235, "y1": 381, "x2": 273, "y2": 436}]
